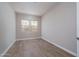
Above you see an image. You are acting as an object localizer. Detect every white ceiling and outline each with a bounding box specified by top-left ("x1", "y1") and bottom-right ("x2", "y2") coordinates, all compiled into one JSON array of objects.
[{"x1": 9, "y1": 2, "x2": 57, "y2": 16}]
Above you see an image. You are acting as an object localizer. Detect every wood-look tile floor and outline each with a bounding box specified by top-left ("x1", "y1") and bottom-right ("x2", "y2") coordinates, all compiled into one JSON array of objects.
[{"x1": 4, "y1": 39, "x2": 74, "y2": 57}]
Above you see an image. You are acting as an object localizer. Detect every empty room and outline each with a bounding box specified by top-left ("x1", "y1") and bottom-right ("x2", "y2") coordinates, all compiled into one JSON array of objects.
[{"x1": 0, "y1": 2, "x2": 78, "y2": 57}]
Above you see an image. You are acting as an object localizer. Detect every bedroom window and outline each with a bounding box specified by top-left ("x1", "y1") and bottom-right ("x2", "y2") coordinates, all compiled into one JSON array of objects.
[
  {"x1": 31, "y1": 21, "x2": 38, "y2": 31},
  {"x1": 21, "y1": 20, "x2": 29, "y2": 31},
  {"x1": 21, "y1": 20, "x2": 38, "y2": 31}
]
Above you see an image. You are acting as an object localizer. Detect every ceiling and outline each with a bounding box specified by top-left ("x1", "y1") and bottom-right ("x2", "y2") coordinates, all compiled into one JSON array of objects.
[{"x1": 9, "y1": 2, "x2": 57, "y2": 16}]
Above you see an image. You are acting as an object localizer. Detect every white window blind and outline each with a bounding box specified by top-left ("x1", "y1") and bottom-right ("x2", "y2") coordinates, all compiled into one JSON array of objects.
[{"x1": 21, "y1": 20, "x2": 38, "y2": 32}]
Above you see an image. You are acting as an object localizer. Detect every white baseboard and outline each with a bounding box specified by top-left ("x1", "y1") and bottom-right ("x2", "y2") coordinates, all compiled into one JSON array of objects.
[
  {"x1": 0, "y1": 40, "x2": 16, "y2": 57},
  {"x1": 41, "y1": 36, "x2": 77, "y2": 56},
  {"x1": 16, "y1": 37, "x2": 41, "y2": 41}
]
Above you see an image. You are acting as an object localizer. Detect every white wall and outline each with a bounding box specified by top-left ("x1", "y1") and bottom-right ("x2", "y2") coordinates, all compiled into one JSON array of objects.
[
  {"x1": 77, "y1": 2, "x2": 79, "y2": 57},
  {"x1": 77, "y1": 3, "x2": 79, "y2": 38},
  {"x1": 0, "y1": 3, "x2": 16, "y2": 56},
  {"x1": 41, "y1": 2, "x2": 77, "y2": 56},
  {"x1": 77, "y1": 40, "x2": 79, "y2": 56}
]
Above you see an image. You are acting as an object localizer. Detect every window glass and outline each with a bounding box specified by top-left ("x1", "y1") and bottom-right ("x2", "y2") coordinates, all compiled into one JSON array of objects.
[{"x1": 21, "y1": 20, "x2": 38, "y2": 32}]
